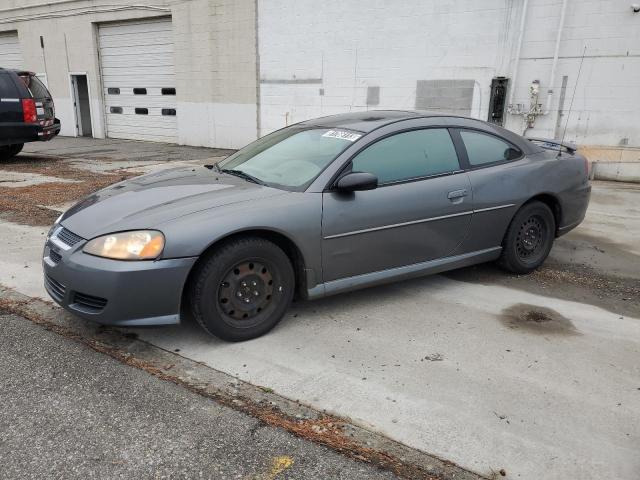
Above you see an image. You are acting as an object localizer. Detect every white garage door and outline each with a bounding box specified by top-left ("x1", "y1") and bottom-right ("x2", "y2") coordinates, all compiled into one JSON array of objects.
[
  {"x1": 0, "y1": 32, "x2": 23, "y2": 70},
  {"x1": 98, "y1": 18, "x2": 177, "y2": 143}
]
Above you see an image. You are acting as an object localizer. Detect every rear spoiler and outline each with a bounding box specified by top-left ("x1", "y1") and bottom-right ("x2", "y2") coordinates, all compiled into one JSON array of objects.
[{"x1": 527, "y1": 137, "x2": 577, "y2": 154}]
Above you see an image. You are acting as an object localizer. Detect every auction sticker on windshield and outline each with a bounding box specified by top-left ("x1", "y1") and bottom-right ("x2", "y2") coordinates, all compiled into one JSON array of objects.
[{"x1": 322, "y1": 130, "x2": 362, "y2": 142}]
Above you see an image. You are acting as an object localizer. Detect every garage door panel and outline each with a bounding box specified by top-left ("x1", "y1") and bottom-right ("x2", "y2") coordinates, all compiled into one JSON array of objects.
[
  {"x1": 106, "y1": 112, "x2": 177, "y2": 126},
  {"x1": 106, "y1": 127, "x2": 177, "y2": 142},
  {"x1": 105, "y1": 97, "x2": 176, "y2": 109},
  {"x1": 99, "y1": 18, "x2": 176, "y2": 143},
  {"x1": 100, "y1": 44, "x2": 173, "y2": 58},
  {"x1": 0, "y1": 32, "x2": 23, "y2": 70},
  {"x1": 99, "y1": 19, "x2": 173, "y2": 36},
  {"x1": 101, "y1": 76, "x2": 176, "y2": 89},
  {"x1": 101, "y1": 66, "x2": 175, "y2": 78},
  {"x1": 99, "y1": 34, "x2": 173, "y2": 49}
]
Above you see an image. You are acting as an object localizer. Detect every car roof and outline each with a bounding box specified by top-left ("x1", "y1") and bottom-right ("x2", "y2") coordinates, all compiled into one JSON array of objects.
[
  {"x1": 297, "y1": 110, "x2": 491, "y2": 133},
  {"x1": 297, "y1": 109, "x2": 543, "y2": 155},
  {"x1": 0, "y1": 67, "x2": 35, "y2": 76}
]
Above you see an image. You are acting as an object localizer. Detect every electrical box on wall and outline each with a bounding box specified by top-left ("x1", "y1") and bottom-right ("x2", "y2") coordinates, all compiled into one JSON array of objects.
[{"x1": 488, "y1": 77, "x2": 509, "y2": 126}]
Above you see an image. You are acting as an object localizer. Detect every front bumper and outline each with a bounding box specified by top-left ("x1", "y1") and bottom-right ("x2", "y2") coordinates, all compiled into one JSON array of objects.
[{"x1": 42, "y1": 226, "x2": 197, "y2": 327}]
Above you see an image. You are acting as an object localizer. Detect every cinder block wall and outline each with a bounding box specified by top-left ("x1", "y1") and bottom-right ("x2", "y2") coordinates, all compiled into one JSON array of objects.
[{"x1": 258, "y1": 0, "x2": 640, "y2": 155}]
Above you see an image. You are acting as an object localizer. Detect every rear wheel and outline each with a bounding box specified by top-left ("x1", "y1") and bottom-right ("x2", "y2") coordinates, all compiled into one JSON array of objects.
[
  {"x1": 189, "y1": 237, "x2": 295, "y2": 341},
  {"x1": 499, "y1": 201, "x2": 556, "y2": 274},
  {"x1": 0, "y1": 143, "x2": 24, "y2": 160}
]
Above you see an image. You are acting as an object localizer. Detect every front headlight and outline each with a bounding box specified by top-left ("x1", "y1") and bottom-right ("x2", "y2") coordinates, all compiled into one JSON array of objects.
[{"x1": 83, "y1": 230, "x2": 165, "y2": 260}]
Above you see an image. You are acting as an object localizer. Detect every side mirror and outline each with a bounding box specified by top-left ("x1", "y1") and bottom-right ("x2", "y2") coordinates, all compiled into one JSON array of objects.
[{"x1": 335, "y1": 172, "x2": 378, "y2": 192}]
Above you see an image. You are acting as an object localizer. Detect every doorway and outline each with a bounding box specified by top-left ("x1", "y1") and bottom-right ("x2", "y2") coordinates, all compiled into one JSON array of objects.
[{"x1": 70, "y1": 74, "x2": 92, "y2": 137}]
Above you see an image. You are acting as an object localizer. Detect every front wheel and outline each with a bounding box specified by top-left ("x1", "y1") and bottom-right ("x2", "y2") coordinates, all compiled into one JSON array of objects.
[
  {"x1": 498, "y1": 201, "x2": 556, "y2": 274},
  {"x1": 189, "y1": 237, "x2": 295, "y2": 341}
]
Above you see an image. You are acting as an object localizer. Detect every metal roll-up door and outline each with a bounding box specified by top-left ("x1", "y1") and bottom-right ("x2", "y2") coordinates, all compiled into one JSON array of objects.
[
  {"x1": 0, "y1": 32, "x2": 23, "y2": 70},
  {"x1": 98, "y1": 18, "x2": 177, "y2": 143}
]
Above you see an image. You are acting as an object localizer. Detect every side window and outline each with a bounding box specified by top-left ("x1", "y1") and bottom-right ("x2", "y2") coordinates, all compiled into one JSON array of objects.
[
  {"x1": 460, "y1": 130, "x2": 522, "y2": 166},
  {"x1": 351, "y1": 129, "x2": 460, "y2": 185}
]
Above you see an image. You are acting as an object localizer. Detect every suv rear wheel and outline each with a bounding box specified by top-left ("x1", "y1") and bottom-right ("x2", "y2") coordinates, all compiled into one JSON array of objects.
[
  {"x1": 189, "y1": 237, "x2": 295, "y2": 342},
  {"x1": 0, "y1": 143, "x2": 23, "y2": 160}
]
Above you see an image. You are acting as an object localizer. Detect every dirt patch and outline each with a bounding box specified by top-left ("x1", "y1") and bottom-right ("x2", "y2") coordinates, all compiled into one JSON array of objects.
[
  {"x1": 0, "y1": 156, "x2": 141, "y2": 226},
  {"x1": 500, "y1": 303, "x2": 579, "y2": 335}
]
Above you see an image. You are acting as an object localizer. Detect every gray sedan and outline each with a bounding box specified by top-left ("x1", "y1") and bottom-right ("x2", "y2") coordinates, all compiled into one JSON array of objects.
[{"x1": 43, "y1": 111, "x2": 591, "y2": 341}]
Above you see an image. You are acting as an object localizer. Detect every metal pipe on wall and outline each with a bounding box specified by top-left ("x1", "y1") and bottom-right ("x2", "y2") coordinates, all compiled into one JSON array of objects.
[
  {"x1": 544, "y1": 0, "x2": 569, "y2": 115},
  {"x1": 508, "y1": 0, "x2": 530, "y2": 106}
]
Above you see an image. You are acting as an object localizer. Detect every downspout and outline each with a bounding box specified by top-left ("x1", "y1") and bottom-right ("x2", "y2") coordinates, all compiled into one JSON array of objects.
[
  {"x1": 543, "y1": 0, "x2": 569, "y2": 115},
  {"x1": 508, "y1": 0, "x2": 530, "y2": 106}
]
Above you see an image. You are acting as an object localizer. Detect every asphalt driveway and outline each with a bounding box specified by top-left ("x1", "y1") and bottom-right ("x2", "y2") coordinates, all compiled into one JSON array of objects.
[
  {"x1": 0, "y1": 310, "x2": 397, "y2": 480},
  {"x1": 1, "y1": 137, "x2": 638, "y2": 479}
]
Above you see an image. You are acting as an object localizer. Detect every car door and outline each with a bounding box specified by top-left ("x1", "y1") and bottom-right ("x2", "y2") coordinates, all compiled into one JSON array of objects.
[
  {"x1": 321, "y1": 128, "x2": 473, "y2": 282},
  {"x1": 452, "y1": 128, "x2": 525, "y2": 253}
]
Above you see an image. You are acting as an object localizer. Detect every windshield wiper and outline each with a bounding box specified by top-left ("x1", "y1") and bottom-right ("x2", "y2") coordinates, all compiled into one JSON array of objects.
[{"x1": 219, "y1": 168, "x2": 265, "y2": 185}]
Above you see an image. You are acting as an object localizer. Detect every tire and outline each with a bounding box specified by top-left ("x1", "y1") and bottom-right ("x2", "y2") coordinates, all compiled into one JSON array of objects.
[
  {"x1": 189, "y1": 237, "x2": 295, "y2": 342},
  {"x1": 498, "y1": 201, "x2": 556, "y2": 274},
  {"x1": 0, "y1": 143, "x2": 23, "y2": 160}
]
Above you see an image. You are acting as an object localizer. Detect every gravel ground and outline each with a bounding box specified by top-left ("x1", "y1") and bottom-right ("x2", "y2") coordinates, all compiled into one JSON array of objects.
[{"x1": 0, "y1": 311, "x2": 396, "y2": 480}]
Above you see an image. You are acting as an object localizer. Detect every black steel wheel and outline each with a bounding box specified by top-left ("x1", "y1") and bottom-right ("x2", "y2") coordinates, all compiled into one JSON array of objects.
[
  {"x1": 499, "y1": 201, "x2": 556, "y2": 274},
  {"x1": 217, "y1": 260, "x2": 276, "y2": 327},
  {"x1": 190, "y1": 237, "x2": 294, "y2": 341}
]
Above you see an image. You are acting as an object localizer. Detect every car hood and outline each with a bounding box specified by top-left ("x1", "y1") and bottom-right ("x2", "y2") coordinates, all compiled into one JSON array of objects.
[{"x1": 59, "y1": 166, "x2": 286, "y2": 239}]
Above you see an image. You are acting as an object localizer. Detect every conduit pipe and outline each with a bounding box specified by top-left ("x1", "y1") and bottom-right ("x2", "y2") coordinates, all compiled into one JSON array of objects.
[
  {"x1": 508, "y1": 0, "x2": 530, "y2": 106},
  {"x1": 544, "y1": 0, "x2": 569, "y2": 114}
]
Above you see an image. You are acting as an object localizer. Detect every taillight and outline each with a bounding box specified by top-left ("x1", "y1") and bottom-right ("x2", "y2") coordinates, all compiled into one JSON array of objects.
[{"x1": 22, "y1": 98, "x2": 37, "y2": 123}]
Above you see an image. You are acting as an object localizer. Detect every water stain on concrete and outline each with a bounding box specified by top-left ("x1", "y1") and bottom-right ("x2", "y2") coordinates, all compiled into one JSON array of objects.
[{"x1": 500, "y1": 303, "x2": 579, "y2": 335}]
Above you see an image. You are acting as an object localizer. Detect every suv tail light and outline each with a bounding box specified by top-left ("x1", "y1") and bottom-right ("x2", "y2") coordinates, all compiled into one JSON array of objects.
[{"x1": 22, "y1": 98, "x2": 37, "y2": 123}]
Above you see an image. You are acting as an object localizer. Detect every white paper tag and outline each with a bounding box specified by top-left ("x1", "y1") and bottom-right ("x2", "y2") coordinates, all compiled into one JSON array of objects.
[{"x1": 322, "y1": 130, "x2": 362, "y2": 142}]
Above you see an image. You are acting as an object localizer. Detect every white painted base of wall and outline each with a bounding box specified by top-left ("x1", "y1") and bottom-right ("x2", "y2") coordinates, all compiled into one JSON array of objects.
[
  {"x1": 177, "y1": 102, "x2": 257, "y2": 150},
  {"x1": 53, "y1": 97, "x2": 105, "y2": 139},
  {"x1": 591, "y1": 162, "x2": 640, "y2": 183}
]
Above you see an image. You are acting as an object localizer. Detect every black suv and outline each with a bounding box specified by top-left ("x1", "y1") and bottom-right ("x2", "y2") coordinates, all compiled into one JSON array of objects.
[{"x1": 0, "y1": 68, "x2": 60, "y2": 160}]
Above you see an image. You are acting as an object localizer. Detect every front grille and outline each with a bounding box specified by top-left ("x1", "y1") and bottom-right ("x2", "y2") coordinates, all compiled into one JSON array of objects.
[
  {"x1": 57, "y1": 228, "x2": 84, "y2": 247},
  {"x1": 44, "y1": 274, "x2": 66, "y2": 301},
  {"x1": 48, "y1": 249, "x2": 62, "y2": 264},
  {"x1": 72, "y1": 292, "x2": 108, "y2": 313}
]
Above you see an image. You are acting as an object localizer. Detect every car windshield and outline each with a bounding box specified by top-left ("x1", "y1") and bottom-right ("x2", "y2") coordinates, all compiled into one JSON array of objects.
[{"x1": 218, "y1": 127, "x2": 363, "y2": 190}]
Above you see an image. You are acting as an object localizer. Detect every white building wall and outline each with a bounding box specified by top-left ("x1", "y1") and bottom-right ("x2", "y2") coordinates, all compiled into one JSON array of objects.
[
  {"x1": 0, "y1": 0, "x2": 257, "y2": 149},
  {"x1": 258, "y1": 0, "x2": 640, "y2": 151},
  {"x1": 505, "y1": 0, "x2": 640, "y2": 147}
]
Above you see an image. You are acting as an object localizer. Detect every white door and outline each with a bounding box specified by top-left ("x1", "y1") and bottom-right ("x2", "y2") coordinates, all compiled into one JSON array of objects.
[
  {"x1": 0, "y1": 32, "x2": 23, "y2": 70},
  {"x1": 98, "y1": 18, "x2": 177, "y2": 143}
]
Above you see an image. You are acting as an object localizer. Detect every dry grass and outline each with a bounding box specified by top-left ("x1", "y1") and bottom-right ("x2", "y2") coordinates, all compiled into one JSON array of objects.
[{"x1": 0, "y1": 155, "x2": 140, "y2": 226}]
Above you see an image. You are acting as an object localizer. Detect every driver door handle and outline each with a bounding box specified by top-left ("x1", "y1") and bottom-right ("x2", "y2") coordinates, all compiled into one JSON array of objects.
[{"x1": 447, "y1": 189, "x2": 468, "y2": 200}]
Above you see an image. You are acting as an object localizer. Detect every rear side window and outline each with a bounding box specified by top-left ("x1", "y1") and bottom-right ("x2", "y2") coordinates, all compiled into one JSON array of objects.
[
  {"x1": 351, "y1": 128, "x2": 460, "y2": 185},
  {"x1": 0, "y1": 73, "x2": 18, "y2": 96},
  {"x1": 20, "y1": 75, "x2": 51, "y2": 99},
  {"x1": 460, "y1": 130, "x2": 522, "y2": 166}
]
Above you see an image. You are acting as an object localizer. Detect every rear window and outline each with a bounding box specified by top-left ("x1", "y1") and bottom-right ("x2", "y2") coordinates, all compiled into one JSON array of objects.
[
  {"x1": 20, "y1": 75, "x2": 51, "y2": 99},
  {"x1": 0, "y1": 73, "x2": 18, "y2": 96}
]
